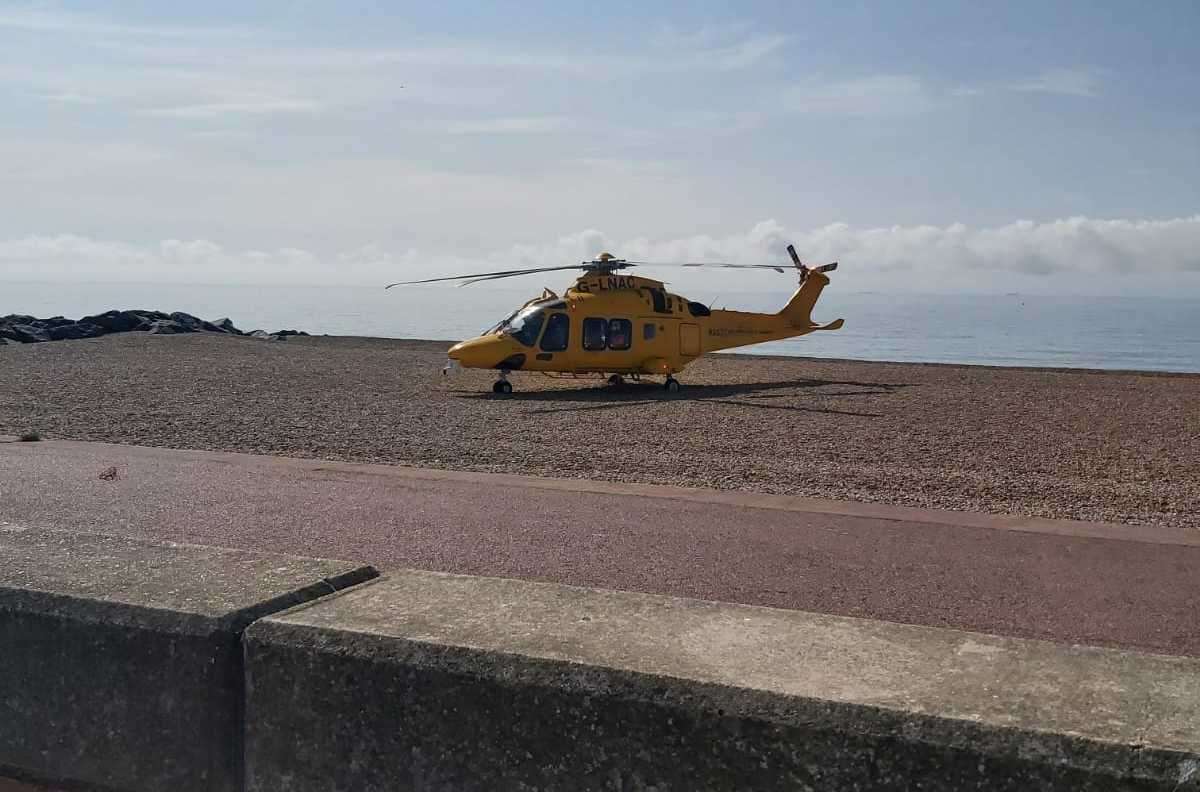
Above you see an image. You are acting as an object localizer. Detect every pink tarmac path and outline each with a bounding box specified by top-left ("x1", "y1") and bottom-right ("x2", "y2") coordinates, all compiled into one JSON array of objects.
[{"x1": 1, "y1": 439, "x2": 1198, "y2": 657}]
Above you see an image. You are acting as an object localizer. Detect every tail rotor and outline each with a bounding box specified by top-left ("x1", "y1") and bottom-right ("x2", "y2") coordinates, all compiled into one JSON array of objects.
[{"x1": 787, "y1": 244, "x2": 837, "y2": 283}]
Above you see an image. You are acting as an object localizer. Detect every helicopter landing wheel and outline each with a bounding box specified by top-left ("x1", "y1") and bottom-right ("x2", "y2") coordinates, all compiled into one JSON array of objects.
[
  {"x1": 492, "y1": 375, "x2": 513, "y2": 395},
  {"x1": 607, "y1": 374, "x2": 624, "y2": 387},
  {"x1": 664, "y1": 376, "x2": 681, "y2": 393}
]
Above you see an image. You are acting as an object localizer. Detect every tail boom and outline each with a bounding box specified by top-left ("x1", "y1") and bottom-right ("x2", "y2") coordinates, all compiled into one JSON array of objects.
[{"x1": 691, "y1": 248, "x2": 844, "y2": 354}]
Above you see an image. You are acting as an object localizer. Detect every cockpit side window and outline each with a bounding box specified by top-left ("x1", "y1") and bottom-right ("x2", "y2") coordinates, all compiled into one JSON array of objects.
[
  {"x1": 490, "y1": 299, "x2": 565, "y2": 338},
  {"x1": 506, "y1": 308, "x2": 545, "y2": 347}
]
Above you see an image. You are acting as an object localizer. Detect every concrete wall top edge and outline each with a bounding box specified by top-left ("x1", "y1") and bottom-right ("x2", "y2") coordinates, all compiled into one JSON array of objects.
[
  {"x1": 0, "y1": 525, "x2": 377, "y2": 625},
  {"x1": 250, "y1": 570, "x2": 1200, "y2": 764}
]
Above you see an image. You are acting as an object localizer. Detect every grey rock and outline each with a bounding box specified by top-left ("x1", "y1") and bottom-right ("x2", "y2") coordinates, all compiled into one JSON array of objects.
[
  {"x1": 0, "y1": 323, "x2": 50, "y2": 343},
  {"x1": 250, "y1": 329, "x2": 311, "y2": 342},
  {"x1": 169, "y1": 311, "x2": 204, "y2": 328},
  {"x1": 46, "y1": 322, "x2": 104, "y2": 341},
  {"x1": 167, "y1": 312, "x2": 233, "y2": 334},
  {"x1": 81, "y1": 310, "x2": 145, "y2": 333},
  {"x1": 0, "y1": 525, "x2": 377, "y2": 792},
  {"x1": 148, "y1": 319, "x2": 189, "y2": 335},
  {"x1": 133, "y1": 311, "x2": 170, "y2": 332},
  {"x1": 1, "y1": 310, "x2": 249, "y2": 343},
  {"x1": 39, "y1": 316, "x2": 76, "y2": 329}
]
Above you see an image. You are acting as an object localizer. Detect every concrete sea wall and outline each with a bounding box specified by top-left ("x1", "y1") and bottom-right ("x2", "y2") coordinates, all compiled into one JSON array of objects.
[
  {"x1": 0, "y1": 526, "x2": 377, "y2": 791},
  {"x1": 2, "y1": 526, "x2": 1197, "y2": 791}
]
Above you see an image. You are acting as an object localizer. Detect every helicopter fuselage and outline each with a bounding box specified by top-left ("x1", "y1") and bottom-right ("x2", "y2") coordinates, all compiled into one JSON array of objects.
[{"x1": 446, "y1": 270, "x2": 843, "y2": 378}]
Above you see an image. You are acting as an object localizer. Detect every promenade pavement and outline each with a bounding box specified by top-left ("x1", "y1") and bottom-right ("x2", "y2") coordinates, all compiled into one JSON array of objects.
[{"x1": 2, "y1": 438, "x2": 1197, "y2": 657}]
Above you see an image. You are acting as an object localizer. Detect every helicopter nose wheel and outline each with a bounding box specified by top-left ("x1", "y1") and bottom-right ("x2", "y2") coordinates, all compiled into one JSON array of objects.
[
  {"x1": 492, "y1": 371, "x2": 513, "y2": 395},
  {"x1": 607, "y1": 374, "x2": 624, "y2": 387},
  {"x1": 664, "y1": 376, "x2": 681, "y2": 393}
]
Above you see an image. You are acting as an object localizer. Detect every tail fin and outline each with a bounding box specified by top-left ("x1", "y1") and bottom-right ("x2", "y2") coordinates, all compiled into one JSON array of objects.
[
  {"x1": 778, "y1": 247, "x2": 843, "y2": 330},
  {"x1": 779, "y1": 270, "x2": 832, "y2": 327}
]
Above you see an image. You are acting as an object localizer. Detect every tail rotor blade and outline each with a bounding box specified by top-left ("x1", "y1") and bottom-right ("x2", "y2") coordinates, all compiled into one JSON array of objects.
[{"x1": 786, "y1": 244, "x2": 802, "y2": 268}]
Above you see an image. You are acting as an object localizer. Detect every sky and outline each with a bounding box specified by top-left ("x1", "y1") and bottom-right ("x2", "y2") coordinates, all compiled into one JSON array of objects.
[{"x1": 1, "y1": 1, "x2": 1199, "y2": 294}]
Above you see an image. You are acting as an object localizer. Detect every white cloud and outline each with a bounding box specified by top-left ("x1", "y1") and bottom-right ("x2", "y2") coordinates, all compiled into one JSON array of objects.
[
  {"x1": 37, "y1": 91, "x2": 99, "y2": 104},
  {"x1": 647, "y1": 21, "x2": 787, "y2": 70},
  {"x1": 0, "y1": 7, "x2": 252, "y2": 39},
  {"x1": 4, "y1": 9, "x2": 784, "y2": 79},
  {"x1": 673, "y1": 216, "x2": 1200, "y2": 275},
  {"x1": 3, "y1": 7, "x2": 794, "y2": 129},
  {"x1": 4, "y1": 217, "x2": 1197, "y2": 290},
  {"x1": 785, "y1": 74, "x2": 934, "y2": 116},
  {"x1": 472, "y1": 216, "x2": 1200, "y2": 293},
  {"x1": 16, "y1": 61, "x2": 333, "y2": 116},
  {"x1": 0, "y1": 235, "x2": 348, "y2": 283},
  {"x1": 1007, "y1": 67, "x2": 1102, "y2": 97},
  {"x1": 0, "y1": 133, "x2": 713, "y2": 251},
  {"x1": 217, "y1": 31, "x2": 787, "y2": 76},
  {"x1": 142, "y1": 99, "x2": 324, "y2": 119},
  {"x1": 441, "y1": 117, "x2": 573, "y2": 135},
  {"x1": 689, "y1": 33, "x2": 789, "y2": 71},
  {"x1": 87, "y1": 142, "x2": 170, "y2": 164},
  {"x1": 389, "y1": 116, "x2": 574, "y2": 136}
]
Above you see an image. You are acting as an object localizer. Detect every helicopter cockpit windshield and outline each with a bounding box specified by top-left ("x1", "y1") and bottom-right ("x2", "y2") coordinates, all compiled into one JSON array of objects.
[{"x1": 488, "y1": 300, "x2": 565, "y2": 347}]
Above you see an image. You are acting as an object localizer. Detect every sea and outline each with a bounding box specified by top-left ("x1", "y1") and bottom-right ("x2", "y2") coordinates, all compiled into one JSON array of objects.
[{"x1": 2, "y1": 280, "x2": 1198, "y2": 373}]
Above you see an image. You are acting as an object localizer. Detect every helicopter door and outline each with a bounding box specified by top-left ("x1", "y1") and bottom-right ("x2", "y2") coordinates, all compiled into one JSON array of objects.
[{"x1": 680, "y1": 323, "x2": 701, "y2": 356}]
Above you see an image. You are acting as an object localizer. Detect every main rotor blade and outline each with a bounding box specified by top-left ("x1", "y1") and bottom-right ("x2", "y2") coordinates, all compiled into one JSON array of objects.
[
  {"x1": 459, "y1": 268, "x2": 574, "y2": 287},
  {"x1": 384, "y1": 264, "x2": 588, "y2": 288},
  {"x1": 629, "y1": 261, "x2": 788, "y2": 273}
]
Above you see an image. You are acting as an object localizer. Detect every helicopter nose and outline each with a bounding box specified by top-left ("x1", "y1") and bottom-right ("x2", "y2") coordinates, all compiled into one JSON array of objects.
[{"x1": 446, "y1": 335, "x2": 511, "y2": 369}]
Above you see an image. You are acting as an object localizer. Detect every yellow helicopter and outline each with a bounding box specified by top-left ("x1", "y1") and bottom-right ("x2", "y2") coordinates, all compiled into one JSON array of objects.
[{"x1": 386, "y1": 244, "x2": 843, "y2": 393}]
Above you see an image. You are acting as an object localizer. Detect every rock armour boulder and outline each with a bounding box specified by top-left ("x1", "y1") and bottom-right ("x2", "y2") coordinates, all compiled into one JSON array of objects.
[
  {"x1": 47, "y1": 322, "x2": 105, "y2": 341},
  {"x1": 0, "y1": 311, "x2": 252, "y2": 343}
]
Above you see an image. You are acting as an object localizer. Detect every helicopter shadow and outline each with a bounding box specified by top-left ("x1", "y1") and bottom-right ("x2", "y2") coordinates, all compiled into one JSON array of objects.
[{"x1": 452, "y1": 378, "x2": 913, "y2": 418}]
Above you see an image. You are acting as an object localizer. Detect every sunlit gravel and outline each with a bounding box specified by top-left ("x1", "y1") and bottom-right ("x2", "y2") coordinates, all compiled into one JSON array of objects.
[{"x1": 2, "y1": 334, "x2": 1197, "y2": 529}]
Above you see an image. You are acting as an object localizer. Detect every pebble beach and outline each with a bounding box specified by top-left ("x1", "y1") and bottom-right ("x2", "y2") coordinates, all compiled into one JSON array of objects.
[{"x1": 1, "y1": 332, "x2": 1197, "y2": 529}]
